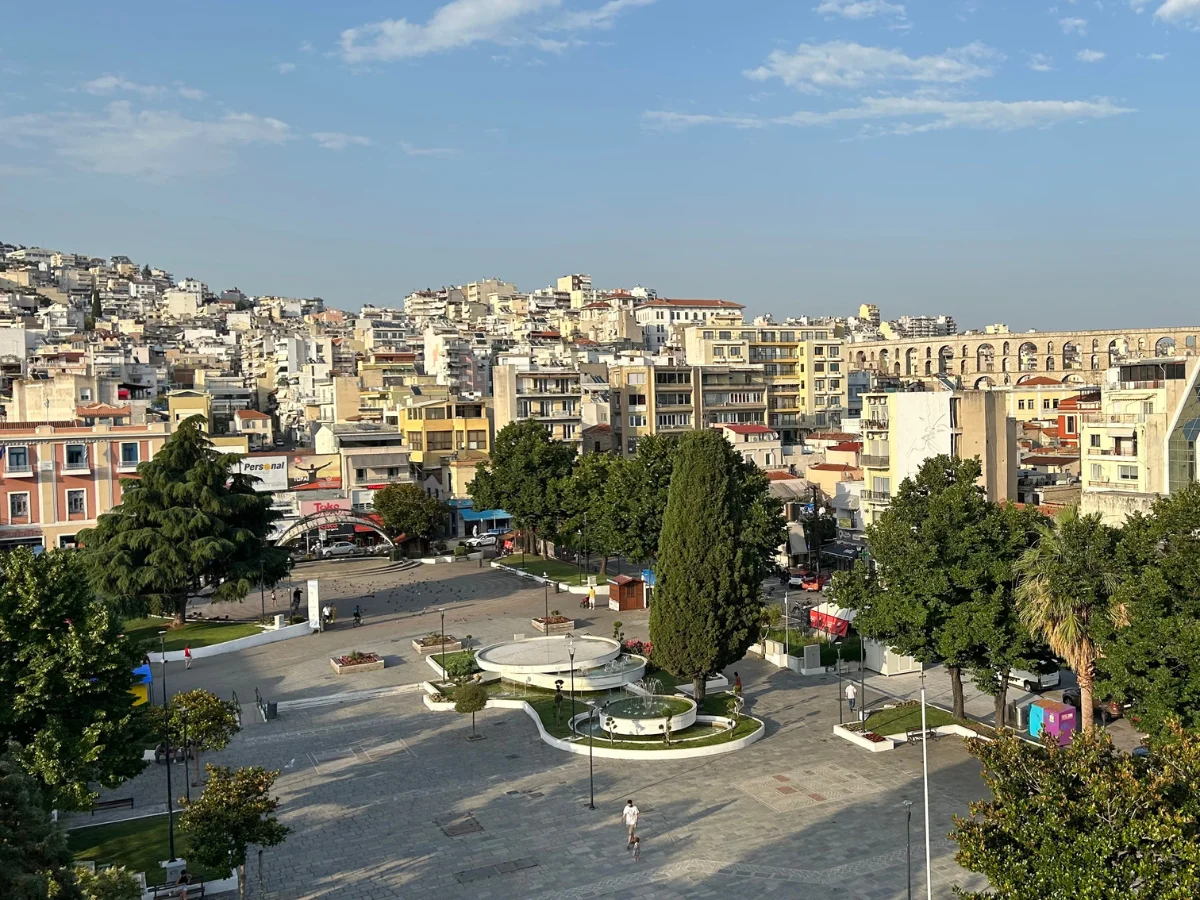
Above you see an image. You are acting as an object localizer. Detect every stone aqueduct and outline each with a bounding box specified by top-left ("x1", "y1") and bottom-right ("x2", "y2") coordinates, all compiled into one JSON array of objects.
[{"x1": 850, "y1": 326, "x2": 1200, "y2": 388}]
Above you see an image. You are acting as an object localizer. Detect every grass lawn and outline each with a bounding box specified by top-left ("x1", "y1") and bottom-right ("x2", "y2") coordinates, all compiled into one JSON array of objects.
[
  {"x1": 763, "y1": 630, "x2": 862, "y2": 667},
  {"x1": 68, "y1": 815, "x2": 228, "y2": 883},
  {"x1": 859, "y1": 704, "x2": 958, "y2": 736},
  {"x1": 123, "y1": 617, "x2": 263, "y2": 652},
  {"x1": 499, "y1": 555, "x2": 591, "y2": 586}
]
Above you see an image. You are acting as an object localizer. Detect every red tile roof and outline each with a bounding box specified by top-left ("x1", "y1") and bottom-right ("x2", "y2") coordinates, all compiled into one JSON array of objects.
[
  {"x1": 76, "y1": 403, "x2": 130, "y2": 417},
  {"x1": 765, "y1": 471, "x2": 801, "y2": 481},
  {"x1": 640, "y1": 298, "x2": 745, "y2": 309},
  {"x1": 808, "y1": 463, "x2": 860, "y2": 473},
  {"x1": 717, "y1": 424, "x2": 777, "y2": 435},
  {"x1": 1018, "y1": 376, "x2": 1068, "y2": 387},
  {"x1": 807, "y1": 431, "x2": 858, "y2": 441},
  {"x1": 235, "y1": 409, "x2": 271, "y2": 420},
  {"x1": 829, "y1": 441, "x2": 863, "y2": 452},
  {"x1": 1022, "y1": 454, "x2": 1079, "y2": 467}
]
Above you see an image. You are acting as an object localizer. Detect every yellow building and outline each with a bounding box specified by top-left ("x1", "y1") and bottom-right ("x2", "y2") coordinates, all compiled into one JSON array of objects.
[
  {"x1": 397, "y1": 395, "x2": 491, "y2": 468},
  {"x1": 997, "y1": 376, "x2": 1082, "y2": 423},
  {"x1": 164, "y1": 390, "x2": 248, "y2": 451}
]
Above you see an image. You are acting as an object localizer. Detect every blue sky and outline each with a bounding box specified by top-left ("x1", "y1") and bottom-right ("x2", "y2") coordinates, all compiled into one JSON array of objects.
[{"x1": 1, "y1": 0, "x2": 1197, "y2": 329}]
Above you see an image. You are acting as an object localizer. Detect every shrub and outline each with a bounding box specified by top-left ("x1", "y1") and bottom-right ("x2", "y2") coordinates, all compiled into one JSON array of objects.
[
  {"x1": 442, "y1": 653, "x2": 480, "y2": 680},
  {"x1": 454, "y1": 544, "x2": 468, "y2": 557}
]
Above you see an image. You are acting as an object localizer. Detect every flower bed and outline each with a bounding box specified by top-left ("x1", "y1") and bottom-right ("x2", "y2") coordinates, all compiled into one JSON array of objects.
[
  {"x1": 531, "y1": 616, "x2": 575, "y2": 635},
  {"x1": 330, "y1": 651, "x2": 385, "y2": 675},
  {"x1": 411, "y1": 633, "x2": 463, "y2": 655}
]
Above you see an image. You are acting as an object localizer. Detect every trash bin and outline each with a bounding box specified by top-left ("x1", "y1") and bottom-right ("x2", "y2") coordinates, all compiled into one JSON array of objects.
[{"x1": 265, "y1": 701, "x2": 278, "y2": 720}]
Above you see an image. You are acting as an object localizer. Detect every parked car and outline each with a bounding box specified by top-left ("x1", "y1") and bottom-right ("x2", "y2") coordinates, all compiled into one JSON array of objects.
[
  {"x1": 1008, "y1": 667, "x2": 1061, "y2": 693},
  {"x1": 800, "y1": 574, "x2": 831, "y2": 592},
  {"x1": 786, "y1": 567, "x2": 812, "y2": 588},
  {"x1": 1062, "y1": 687, "x2": 1130, "y2": 724},
  {"x1": 464, "y1": 534, "x2": 498, "y2": 549},
  {"x1": 322, "y1": 541, "x2": 357, "y2": 558}
]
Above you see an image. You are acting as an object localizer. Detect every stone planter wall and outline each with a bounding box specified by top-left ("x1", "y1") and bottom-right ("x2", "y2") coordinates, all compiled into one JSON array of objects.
[
  {"x1": 412, "y1": 638, "x2": 463, "y2": 655},
  {"x1": 330, "y1": 657, "x2": 385, "y2": 675},
  {"x1": 531, "y1": 618, "x2": 575, "y2": 635}
]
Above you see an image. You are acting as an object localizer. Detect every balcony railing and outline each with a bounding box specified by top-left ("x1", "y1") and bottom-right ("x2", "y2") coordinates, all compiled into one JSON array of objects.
[
  {"x1": 1086, "y1": 447, "x2": 1138, "y2": 458},
  {"x1": 860, "y1": 454, "x2": 891, "y2": 467},
  {"x1": 861, "y1": 489, "x2": 892, "y2": 503},
  {"x1": 1118, "y1": 380, "x2": 1165, "y2": 390},
  {"x1": 861, "y1": 418, "x2": 890, "y2": 430},
  {"x1": 1082, "y1": 413, "x2": 1147, "y2": 424},
  {"x1": 4, "y1": 463, "x2": 33, "y2": 476}
]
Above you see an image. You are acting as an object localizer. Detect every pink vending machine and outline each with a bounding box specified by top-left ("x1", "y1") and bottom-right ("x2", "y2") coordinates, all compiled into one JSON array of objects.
[{"x1": 1038, "y1": 699, "x2": 1077, "y2": 746}]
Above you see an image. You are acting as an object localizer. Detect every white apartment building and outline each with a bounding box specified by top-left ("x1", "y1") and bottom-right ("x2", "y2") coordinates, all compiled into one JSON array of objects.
[{"x1": 634, "y1": 298, "x2": 746, "y2": 352}]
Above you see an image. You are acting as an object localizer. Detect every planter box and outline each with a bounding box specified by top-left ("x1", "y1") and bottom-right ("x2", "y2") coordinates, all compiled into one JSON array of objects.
[
  {"x1": 531, "y1": 618, "x2": 575, "y2": 635},
  {"x1": 833, "y1": 724, "x2": 896, "y2": 752},
  {"x1": 330, "y1": 656, "x2": 385, "y2": 675},
  {"x1": 412, "y1": 637, "x2": 462, "y2": 655}
]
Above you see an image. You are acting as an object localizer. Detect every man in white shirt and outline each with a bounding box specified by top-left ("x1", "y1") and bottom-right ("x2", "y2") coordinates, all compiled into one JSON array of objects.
[
  {"x1": 846, "y1": 682, "x2": 858, "y2": 714},
  {"x1": 621, "y1": 799, "x2": 639, "y2": 848}
]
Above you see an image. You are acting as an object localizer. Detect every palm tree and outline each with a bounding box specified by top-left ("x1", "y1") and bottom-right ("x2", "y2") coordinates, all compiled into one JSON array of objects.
[{"x1": 1014, "y1": 506, "x2": 1121, "y2": 731}]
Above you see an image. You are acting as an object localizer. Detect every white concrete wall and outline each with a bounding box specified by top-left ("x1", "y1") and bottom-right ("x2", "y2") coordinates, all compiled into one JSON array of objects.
[{"x1": 151, "y1": 621, "x2": 309, "y2": 663}]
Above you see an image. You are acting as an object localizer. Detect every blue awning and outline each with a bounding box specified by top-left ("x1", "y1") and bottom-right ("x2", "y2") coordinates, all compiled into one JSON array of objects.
[{"x1": 461, "y1": 508, "x2": 512, "y2": 522}]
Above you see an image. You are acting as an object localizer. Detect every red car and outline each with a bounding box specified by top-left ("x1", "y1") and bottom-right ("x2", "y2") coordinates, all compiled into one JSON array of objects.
[{"x1": 800, "y1": 574, "x2": 830, "y2": 592}]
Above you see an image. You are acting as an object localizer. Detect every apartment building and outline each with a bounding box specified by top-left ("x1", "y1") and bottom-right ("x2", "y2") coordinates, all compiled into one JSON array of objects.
[
  {"x1": 0, "y1": 420, "x2": 172, "y2": 549},
  {"x1": 314, "y1": 423, "x2": 412, "y2": 512},
  {"x1": 681, "y1": 317, "x2": 849, "y2": 444},
  {"x1": 492, "y1": 362, "x2": 608, "y2": 445},
  {"x1": 859, "y1": 389, "x2": 1016, "y2": 524},
  {"x1": 634, "y1": 298, "x2": 745, "y2": 352},
  {"x1": 1080, "y1": 358, "x2": 1200, "y2": 525},
  {"x1": 997, "y1": 376, "x2": 1081, "y2": 423},
  {"x1": 714, "y1": 423, "x2": 786, "y2": 469},
  {"x1": 232, "y1": 409, "x2": 274, "y2": 450},
  {"x1": 397, "y1": 396, "x2": 490, "y2": 469}
]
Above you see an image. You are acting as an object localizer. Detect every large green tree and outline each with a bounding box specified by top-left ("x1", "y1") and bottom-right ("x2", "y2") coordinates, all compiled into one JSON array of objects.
[
  {"x1": 1015, "y1": 506, "x2": 1120, "y2": 732},
  {"x1": 604, "y1": 434, "x2": 678, "y2": 564},
  {"x1": 180, "y1": 765, "x2": 290, "y2": 900},
  {"x1": 470, "y1": 419, "x2": 575, "y2": 552},
  {"x1": 1098, "y1": 483, "x2": 1200, "y2": 735},
  {"x1": 0, "y1": 549, "x2": 144, "y2": 810},
  {"x1": 166, "y1": 689, "x2": 241, "y2": 785},
  {"x1": 834, "y1": 456, "x2": 1039, "y2": 719},
  {"x1": 80, "y1": 416, "x2": 290, "y2": 623},
  {"x1": 559, "y1": 451, "x2": 620, "y2": 573},
  {"x1": 0, "y1": 752, "x2": 82, "y2": 899},
  {"x1": 372, "y1": 483, "x2": 447, "y2": 549},
  {"x1": 952, "y1": 725, "x2": 1200, "y2": 899},
  {"x1": 649, "y1": 430, "x2": 785, "y2": 702}
]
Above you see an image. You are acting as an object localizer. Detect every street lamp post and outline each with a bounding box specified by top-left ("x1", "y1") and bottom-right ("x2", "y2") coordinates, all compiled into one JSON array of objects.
[
  {"x1": 587, "y1": 701, "x2": 603, "y2": 810},
  {"x1": 583, "y1": 511, "x2": 589, "y2": 585},
  {"x1": 259, "y1": 559, "x2": 265, "y2": 624},
  {"x1": 439, "y1": 608, "x2": 446, "y2": 675},
  {"x1": 835, "y1": 640, "x2": 844, "y2": 724},
  {"x1": 783, "y1": 592, "x2": 789, "y2": 658},
  {"x1": 903, "y1": 799, "x2": 913, "y2": 900},
  {"x1": 920, "y1": 665, "x2": 933, "y2": 900},
  {"x1": 158, "y1": 632, "x2": 177, "y2": 862},
  {"x1": 543, "y1": 573, "x2": 549, "y2": 626},
  {"x1": 182, "y1": 711, "x2": 191, "y2": 802},
  {"x1": 568, "y1": 638, "x2": 576, "y2": 732}
]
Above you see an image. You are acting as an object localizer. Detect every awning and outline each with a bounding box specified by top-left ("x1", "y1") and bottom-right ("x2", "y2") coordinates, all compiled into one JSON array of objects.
[
  {"x1": 787, "y1": 531, "x2": 808, "y2": 555},
  {"x1": 810, "y1": 602, "x2": 856, "y2": 638},
  {"x1": 820, "y1": 541, "x2": 867, "y2": 561},
  {"x1": 461, "y1": 508, "x2": 512, "y2": 522}
]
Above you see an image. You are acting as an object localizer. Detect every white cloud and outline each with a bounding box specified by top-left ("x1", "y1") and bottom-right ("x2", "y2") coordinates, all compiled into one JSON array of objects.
[
  {"x1": 645, "y1": 96, "x2": 1133, "y2": 135},
  {"x1": 1138, "y1": 51, "x2": 1169, "y2": 59},
  {"x1": 1154, "y1": 0, "x2": 1200, "y2": 21},
  {"x1": 744, "y1": 41, "x2": 1002, "y2": 93},
  {"x1": 401, "y1": 141, "x2": 461, "y2": 157},
  {"x1": 299, "y1": 40, "x2": 315, "y2": 52},
  {"x1": 0, "y1": 101, "x2": 291, "y2": 179},
  {"x1": 276, "y1": 62, "x2": 297, "y2": 75},
  {"x1": 82, "y1": 76, "x2": 206, "y2": 101},
  {"x1": 558, "y1": 0, "x2": 655, "y2": 30},
  {"x1": 1027, "y1": 53, "x2": 1054, "y2": 71},
  {"x1": 312, "y1": 131, "x2": 371, "y2": 150},
  {"x1": 1076, "y1": 48, "x2": 1106, "y2": 61},
  {"x1": 1059, "y1": 16, "x2": 1088, "y2": 33},
  {"x1": 339, "y1": 0, "x2": 561, "y2": 63},
  {"x1": 814, "y1": 0, "x2": 907, "y2": 20}
]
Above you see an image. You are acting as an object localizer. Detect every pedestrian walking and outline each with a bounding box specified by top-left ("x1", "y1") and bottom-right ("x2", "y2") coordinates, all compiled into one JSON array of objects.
[
  {"x1": 588, "y1": 586, "x2": 596, "y2": 610},
  {"x1": 291, "y1": 587, "x2": 302, "y2": 616},
  {"x1": 733, "y1": 672, "x2": 742, "y2": 698},
  {"x1": 553, "y1": 686, "x2": 564, "y2": 724},
  {"x1": 630, "y1": 835, "x2": 641, "y2": 861},
  {"x1": 183, "y1": 645, "x2": 192, "y2": 670},
  {"x1": 845, "y1": 682, "x2": 857, "y2": 713},
  {"x1": 621, "y1": 799, "x2": 639, "y2": 848}
]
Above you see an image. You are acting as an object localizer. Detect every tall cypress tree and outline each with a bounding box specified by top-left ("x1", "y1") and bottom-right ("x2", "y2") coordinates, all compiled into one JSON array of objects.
[
  {"x1": 80, "y1": 416, "x2": 290, "y2": 623},
  {"x1": 649, "y1": 430, "x2": 783, "y2": 702}
]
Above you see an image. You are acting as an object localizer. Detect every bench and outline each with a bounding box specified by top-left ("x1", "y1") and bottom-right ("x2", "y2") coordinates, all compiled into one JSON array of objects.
[
  {"x1": 149, "y1": 883, "x2": 206, "y2": 899},
  {"x1": 91, "y1": 797, "x2": 134, "y2": 815},
  {"x1": 906, "y1": 727, "x2": 940, "y2": 743}
]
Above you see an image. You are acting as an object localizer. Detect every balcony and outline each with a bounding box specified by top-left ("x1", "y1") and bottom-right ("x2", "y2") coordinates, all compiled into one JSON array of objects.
[
  {"x1": 861, "y1": 489, "x2": 892, "y2": 503},
  {"x1": 860, "y1": 454, "x2": 891, "y2": 468},
  {"x1": 4, "y1": 462, "x2": 33, "y2": 477},
  {"x1": 1082, "y1": 413, "x2": 1148, "y2": 425},
  {"x1": 1086, "y1": 447, "x2": 1138, "y2": 458},
  {"x1": 861, "y1": 418, "x2": 890, "y2": 430}
]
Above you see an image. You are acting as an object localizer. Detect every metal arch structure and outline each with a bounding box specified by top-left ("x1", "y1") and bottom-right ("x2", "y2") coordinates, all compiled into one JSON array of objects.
[{"x1": 273, "y1": 510, "x2": 395, "y2": 546}]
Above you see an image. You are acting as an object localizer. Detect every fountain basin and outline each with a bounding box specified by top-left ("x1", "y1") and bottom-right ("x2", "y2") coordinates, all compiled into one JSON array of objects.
[
  {"x1": 515, "y1": 654, "x2": 648, "y2": 692},
  {"x1": 579, "y1": 695, "x2": 697, "y2": 737},
  {"x1": 475, "y1": 635, "x2": 621, "y2": 675}
]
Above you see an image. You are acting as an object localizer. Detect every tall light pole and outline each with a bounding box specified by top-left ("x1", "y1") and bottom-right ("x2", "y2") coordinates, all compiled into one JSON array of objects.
[
  {"x1": 568, "y1": 638, "x2": 576, "y2": 732},
  {"x1": 583, "y1": 510, "x2": 589, "y2": 585},
  {"x1": 258, "y1": 559, "x2": 265, "y2": 624},
  {"x1": 439, "y1": 609, "x2": 446, "y2": 675},
  {"x1": 783, "y1": 592, "x2": 789, "y2": 658},
  {"x1": 588, "y1": 701, "x2": 603, "y2": 810},
  {"x1": 903, "y1": 799, "x2": 913, "y2": 900},
  {"x1": 158, "y1": 632, "x2": 177, "y2": 862},
  {"x1": 920, "y1": 665, "x2": 932, "y2": 900},
  {"x1": 835, "y1": 640, "x2": 844, "y2": 724},
  {"x1": 543, "y1": 572, "x2": 549, "y2": 626},
  {"x1": 182, "y1": 711, "x2": 191, "y2": 803}
]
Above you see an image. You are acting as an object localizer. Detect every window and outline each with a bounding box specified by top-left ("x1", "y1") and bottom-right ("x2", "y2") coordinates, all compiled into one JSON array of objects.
[
  {"x1": 628, "y1": 414, "x2": 647, "y2": 428},
  {"x1": 816, "y1": 396, "x2": 826, "y2": 406},
  {"x1": 355, "y1": 468, "x2": 367, "y2": 482},
  {"x1": 702, "y1": 331, "x2": 713, "y2": 339},
  {"x1": 728, "y1": 347, "x2": 742, "y2": 358},
  {"x1": 781, "y1": 331, "x2": 795, "y2": 341},
  {"x1": 814, "y1": 362, "x2": 825, "y2": 373},
  {"x1": 1143, "y1": 401, "x2": 1155, "y2": 415},
  {"x1": 829, "y1": 379, "x2": 841, "y2": 390},
  {"x1": 386, "y1": 467, "x2": 400, "y2": 478},
  {"x1": 718, "y1": 331, "x2": 731, "y2": 340},
  {"x1": 1065, "y1": 415, "x2": 1077, "y2": 434},
  {"x1": 468, "y1": 430, "x2": 487, "y2": 449},
  {"x1": 425, "y1": 408, "x2": 446, "y2": 420},
  {"x1": 1119, "y1": 465, "x2": 1138, "y2": 481},
  {"x1": 829, "y1": 362, "x2": 840, "y2": 372},
  {"x1": 1090, "y1": 434, "x2": 1101, "y2": 448},
  {"x1": 407, "y1": 432, "x2": 423, "y2": 451},
  {"x1": 815, "y1": 380, "x2": 826, "y2": 391},
  {"x1": 6, "y1": 446, "x2": 29, "y2": 471},
  {"x1": 1018, "y1": 400, "x2": 1026, "y2": 410},
  {"x1": 9, "y1": 493, "x2": 29, "y2": 518},
  {"x1": 1052, "y1": 399, "x2": 1060, "y2": 409},
  {"x1": 79, "y1": 388, "x2": 93, "y2": 401},
  {"x1": 628, "y1": 394, "x2": 647, "y2": 408},
  {"x1": 427, "y1": 432, "x2": 453, "y2": 451},
  {"x1": 67, "y1": 489, "x2": 86, "y2": 515},
  {"x1": 814, "y1": 346, "x2": 825, "y2": 356},
  {"x1": 713, "y1": 347, "x2": 725, "y2": 358},
  {"x1": 656, "y1": 413, "x2": 692, "y2": 428},
  {"x1": 1091, "y1": 463, "x2": 1103, "y2": 480},
  {"x1": 627, "y1": 372, "x2": 646, "y2": 385},
  {"x1": 1043, "y1": 399, "x2": 1051, "y2": 410},
  {"x1": 119, "y1": 442, "x2": 139, "y2": 466},
  {"x1": 562, "y1": 423, "x2": 576, "y2": 440},
  {"x1": 65, "y1": 444, "x2": 87, "y2": 469}
]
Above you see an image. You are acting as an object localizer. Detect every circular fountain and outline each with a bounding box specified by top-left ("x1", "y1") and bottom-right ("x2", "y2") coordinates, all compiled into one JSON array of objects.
[
  {"x1": 582, "y1": 694, "x2": 698, "y2": 737},
  {"x1": 474, "y1": 634, "x2": 648, "y2": 690}
]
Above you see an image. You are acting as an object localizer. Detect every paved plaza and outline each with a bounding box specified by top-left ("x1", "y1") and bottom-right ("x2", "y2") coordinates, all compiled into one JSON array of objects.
[{"x1": 78, "y1": 560, "x2": 993, "y2": 899}]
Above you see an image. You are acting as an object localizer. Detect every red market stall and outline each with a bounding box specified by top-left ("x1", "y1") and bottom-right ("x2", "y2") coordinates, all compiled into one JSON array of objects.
[{"x1": 810, "y1": 602, "x2": 856, "y2": 638}]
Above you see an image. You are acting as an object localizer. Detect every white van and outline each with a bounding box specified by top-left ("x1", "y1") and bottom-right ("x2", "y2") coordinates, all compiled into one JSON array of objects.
[{"x1": 1008, "y1": 667, "x2": 1061, "y2": 693}]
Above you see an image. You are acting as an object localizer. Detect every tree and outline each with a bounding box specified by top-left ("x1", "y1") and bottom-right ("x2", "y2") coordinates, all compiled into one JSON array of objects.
[
  {"x1": 559, "y1": 451, "x2": 620, "y2": 573},
  {"x1": 140, "y1": 263, "x2": 151, "y2": 279},
  {"x1": 76, "y1": 868, "x2": 141, "y2": 900},
  {"x1": 951, "y1": 725, "x2": 1200, "y2": 899},
  {"x1": 454, "y1": 681, "x2": 489, "y2": 739},
  {"x1": 89, "y1": 284, "x2": 101, "y2": 324},
  {"x1": 1096, "y1": 483, "x2": 1200, "y2": 735},
  {"x1": 1015, "y1": 506, "x2": 1121, "y2": 732},
  {"x1": 167, "y1": 689, "x2": 240, "y2": 785},
  {"x1": 0, "y1": 752, "x2": 82, "y2": 900},
  {"x1": 179, "y1": 765, "x2": 289, "y2": 900},
  {"x1": 470, "y1": 419, "x2": 575, "y2": 552},
  {"x1": 649, "y1": 430, "x2": 785, "y2": 702},
  {"x1": 80, "y1": 417, "x2": 290, "y2": 623},
  {"x1": 604, "y1": 434, "x2": 677, "y2": 563},
  {"x1": 372, "y1": 483, "x2": 447, "y2": 549},
  {"x1": 835, "y1": 456, "x2": 1021, "y2": 719},
  {"x1": 0, "y1": 549, "x2": 145, "y2": 810}
]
